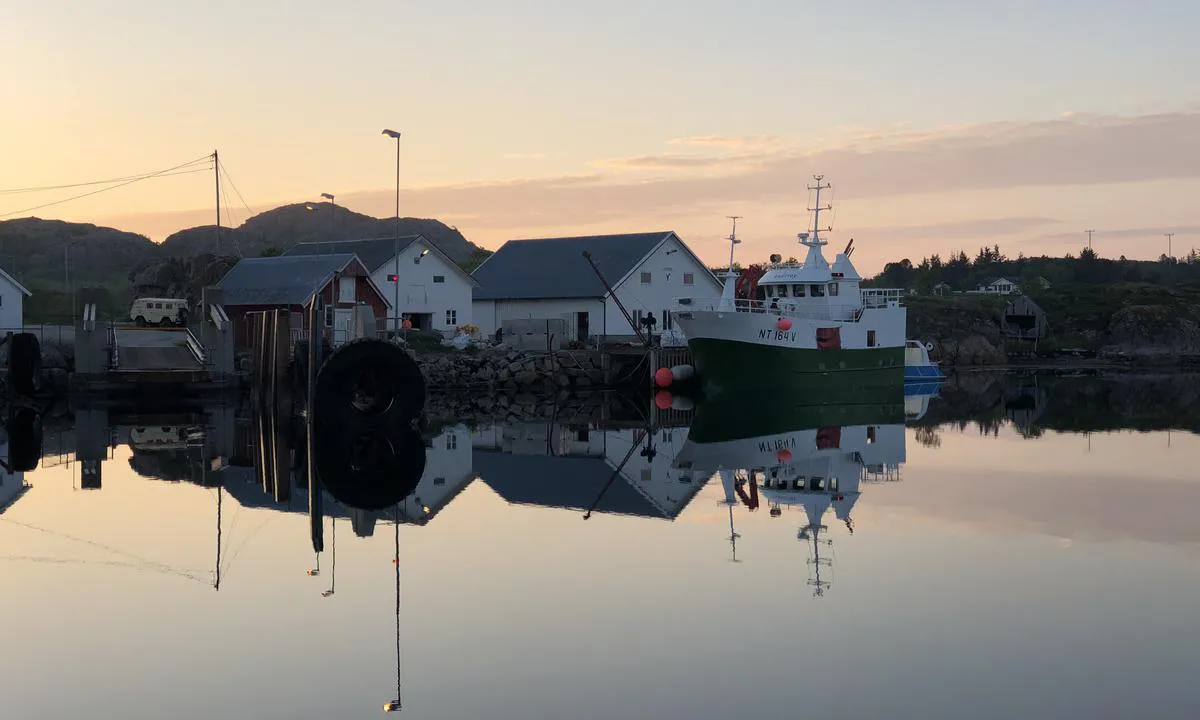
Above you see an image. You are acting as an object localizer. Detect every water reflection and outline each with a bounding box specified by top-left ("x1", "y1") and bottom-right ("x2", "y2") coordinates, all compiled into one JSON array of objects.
[{"x1": 3, "y1": 374, "x2": 1200, "y2": 717}]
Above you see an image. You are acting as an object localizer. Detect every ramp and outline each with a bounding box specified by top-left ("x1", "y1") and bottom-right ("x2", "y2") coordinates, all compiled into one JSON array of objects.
[{"x1": 112, "y1": 327, "x2": 204, "y2": 371}]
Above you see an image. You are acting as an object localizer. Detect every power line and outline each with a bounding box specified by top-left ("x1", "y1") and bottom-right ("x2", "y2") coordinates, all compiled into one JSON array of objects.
[
  {"x1": 218, "y1": 160, "x2": 255, "y2": 221},
  {"x1": 0, "y1": 154, "x2": 215, "y2": 219},
  {"x1": 0, "y1": 161, "x2": 211, "y2": 195}
]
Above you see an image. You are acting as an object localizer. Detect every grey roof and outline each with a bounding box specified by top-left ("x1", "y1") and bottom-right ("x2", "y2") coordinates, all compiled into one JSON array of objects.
[
  {"x1": 283, "y1": 236, "x2": 420, "y2": 272},
  {"x1": 216, "y1": 253, "x2": 358, "y2": 306},
  {"x1": 472, "y1": 232, "x2": 674, "y2": 301},
  {"x1": 473, "y1": 450, "x2": 670, "y2": 519}
]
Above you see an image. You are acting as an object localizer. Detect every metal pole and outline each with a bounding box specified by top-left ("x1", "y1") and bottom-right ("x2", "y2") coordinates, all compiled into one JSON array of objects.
[
  {"x1": 393, "y1": 136, "x2": 401, "y2": 336},
  {"x1": 214, "y1": 150, "x2": 221, "y2": 254},
  {"x1": 64, "y1": 244, "x2": 69, "y2": 323}
]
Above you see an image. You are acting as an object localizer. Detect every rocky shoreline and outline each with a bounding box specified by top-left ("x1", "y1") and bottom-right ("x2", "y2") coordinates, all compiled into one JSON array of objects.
[{"x1": 411, "y1": 347, "x2": 615, "y2": 390}]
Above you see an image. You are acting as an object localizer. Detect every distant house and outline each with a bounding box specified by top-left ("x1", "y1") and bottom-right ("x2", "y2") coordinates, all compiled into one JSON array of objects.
[
  {"x1": 974, "y1": 277, "x2": 1021, "y2": 295},
  {"x1": 471, "y1": 231, "x2": 722, "y2": 342},
  {"x1": 284, "y1": 235, "x2": 477, "y2": 335},
  {"x1": 215, "y1": 253, "x2": 389, "y2": 348},
  {"x1": 0, "y1": 267, "x2": 31, "y2": 330},
  {"x1": 932, "y1": 281, "x2": 953, "y2": 296},
  {"x1": 1000, "y1": 295, "x2": 1048, "y2": 341}
]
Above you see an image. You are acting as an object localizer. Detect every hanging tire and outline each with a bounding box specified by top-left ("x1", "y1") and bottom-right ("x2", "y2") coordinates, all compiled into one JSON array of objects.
[
  {"x1": 314, "y1": 338, "x2": 425, "y2": 425},
  {"x1": 9, "y1": 406, "x2": 42, "y2": 472},
  {"x1": 8, "y1": 332, "x2": 41, "y2": 397},
  {"x1": 315, "y1": 422, "x2": 425, "y2": 510}
]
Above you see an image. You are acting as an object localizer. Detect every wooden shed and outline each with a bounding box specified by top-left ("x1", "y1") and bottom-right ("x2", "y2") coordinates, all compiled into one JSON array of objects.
[{"x1": 1000, "y1": 295, "x2": 1047, "y2": 341}]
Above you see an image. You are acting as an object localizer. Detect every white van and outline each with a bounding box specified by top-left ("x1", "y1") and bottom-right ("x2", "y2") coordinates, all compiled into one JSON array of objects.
[{"x1": 130, "y1": 297, "x2": 189, "y2": 326}]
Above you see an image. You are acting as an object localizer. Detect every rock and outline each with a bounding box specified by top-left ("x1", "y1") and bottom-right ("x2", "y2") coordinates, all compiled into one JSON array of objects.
[{"x1": 513, "y1": 370, "x2": 538, "y2": 385}]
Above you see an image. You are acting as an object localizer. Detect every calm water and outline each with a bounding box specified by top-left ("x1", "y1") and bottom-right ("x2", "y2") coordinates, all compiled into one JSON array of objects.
[{"x1": 3, "y1": 374, "x2": 1200, "y2": 719}]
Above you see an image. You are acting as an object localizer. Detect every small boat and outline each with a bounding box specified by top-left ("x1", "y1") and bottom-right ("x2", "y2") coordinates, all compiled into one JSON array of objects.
[
  {"x1": 672, "y1": 175, "x2": 907, "y2": 396},
  {"x1": 904, "y1": 340, "x2": 944, "y2": 383}
]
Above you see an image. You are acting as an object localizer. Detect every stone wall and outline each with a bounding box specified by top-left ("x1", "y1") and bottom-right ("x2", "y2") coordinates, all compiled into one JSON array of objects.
[{"x1": 414, "y1": 347, "x2": 611, "y2": 390}]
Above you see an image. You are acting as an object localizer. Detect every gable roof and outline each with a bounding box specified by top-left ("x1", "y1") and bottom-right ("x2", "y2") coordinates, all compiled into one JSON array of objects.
[
  {"x1": 473, "y1": 450, "x2": 671, "y2": 519},
  {"x1": 283, "y1": 235, "x2": 421, "y2": 272},
  {"x1": 0, "y1": 267, "x2": 31, "y2": 297},
  {"x1": 284, "y1": 234, "x2": 479, "y2": 287},
  {"x1": 216, "y1": 253, "x2": 364, "y2": 306},
  {"x1": 471, "y1": 231, "x2": 677, "y2": 301}
]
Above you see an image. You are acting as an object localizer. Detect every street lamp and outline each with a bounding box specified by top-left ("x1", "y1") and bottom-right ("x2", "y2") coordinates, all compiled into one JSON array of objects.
[
  {"x1": 321, "y1": 193, "x2": 337, "y2": 235},
  {"x1": 382, "y1": 129, "x2": 402, "y2": 336}
]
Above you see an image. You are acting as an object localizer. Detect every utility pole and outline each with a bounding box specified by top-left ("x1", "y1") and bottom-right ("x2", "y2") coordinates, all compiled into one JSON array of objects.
[
  {"x1": 1165, "y1": 232, "x2": 1175, "y2": 259},
  {"x1": 214, "y1": 150, "x2": 221, "y2": 255},
  {"x1": 382, "y1": 130, "x2": 402, "y2": 336},
  {"x1": 1085, "y1": 229, "x2": 1094, "y2": 250}
]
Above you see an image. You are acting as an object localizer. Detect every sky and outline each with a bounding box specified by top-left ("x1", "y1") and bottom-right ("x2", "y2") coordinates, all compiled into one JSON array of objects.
[{"x1": 2, "y1": 0, "x2": 1199, "y2": 274}]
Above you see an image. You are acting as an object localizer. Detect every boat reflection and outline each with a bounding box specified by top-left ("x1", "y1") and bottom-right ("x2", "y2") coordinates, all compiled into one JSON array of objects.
[{"x1": 673, "y1": 390, "x2": 929, "y2": 595}]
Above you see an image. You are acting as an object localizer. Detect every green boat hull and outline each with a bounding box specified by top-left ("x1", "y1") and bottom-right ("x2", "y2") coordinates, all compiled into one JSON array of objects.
[{"x1": 687, "y1": 337, "x2": 905, "y2": 397}]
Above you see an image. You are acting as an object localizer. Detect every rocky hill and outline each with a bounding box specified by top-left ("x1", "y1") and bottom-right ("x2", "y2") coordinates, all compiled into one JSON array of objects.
[
  {"x1": 1, "y1": 206, "x2": 488, "y2": 319},
  {"x1": 159, "y1": 203, "x2": 482, "y2": 264},
  {"x1": 0, "y1": 218, "x2": 157, "y2": 287}
]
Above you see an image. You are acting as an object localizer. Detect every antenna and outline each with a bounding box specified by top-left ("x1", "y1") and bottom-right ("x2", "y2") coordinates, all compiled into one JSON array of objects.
[
  {"x1": 1085, "y1": 229, "x2": 1095, "y2": 250},
  {"x1": 726, "y1": 215, "x2": 742, "y2": 273},
  {"x1": 804, "y1": 174, "x2": 832, "y2": 246},
  {"x1": 1165, "y1": 232, "x2": 1175, "y2": 258}
]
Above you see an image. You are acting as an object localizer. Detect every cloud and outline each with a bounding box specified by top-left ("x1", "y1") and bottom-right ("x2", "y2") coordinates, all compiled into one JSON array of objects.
[
  {"x1": 95, "y1": 110, "x2": 1200, "y2": 261},
  {"x1": 853, "y1": 217, "x2": 1062, "y2": 242},
  {"x1": 395, "y1": 111, "x2": 1200, "y2": 230},
  {"x1": 502, "y1": 152, "x2": 546, "y2": 160},
  {"x1": 590, "y1": 153, "x2": 761, "y2": 171},
  {"x1": 666, "y1": 134, "x2": 782, "y2": 150}
]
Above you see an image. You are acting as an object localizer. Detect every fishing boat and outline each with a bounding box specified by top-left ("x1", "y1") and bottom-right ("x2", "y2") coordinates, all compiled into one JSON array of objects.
[{"x1": 672, "y1": 175, "x2": 907, "y2": 396}]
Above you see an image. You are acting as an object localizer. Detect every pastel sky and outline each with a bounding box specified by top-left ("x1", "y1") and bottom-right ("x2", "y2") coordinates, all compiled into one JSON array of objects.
[{"x1": 3, "y1": 0, "x2": 1199, "y2": 274}]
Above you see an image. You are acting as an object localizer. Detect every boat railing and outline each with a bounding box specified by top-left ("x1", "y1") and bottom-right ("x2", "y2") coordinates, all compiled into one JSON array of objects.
[
  {"x1": 674, "y1": 297, "x2": 860, "y2": 322},
  {"x1": 860, "y1": 288, "x2": 905, "y2": 308}
]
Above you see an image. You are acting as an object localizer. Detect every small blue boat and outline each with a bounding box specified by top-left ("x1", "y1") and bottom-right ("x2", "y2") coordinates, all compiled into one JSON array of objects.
[{"x1": 904, "y1": 340, "x2": 944, "y2": 382}]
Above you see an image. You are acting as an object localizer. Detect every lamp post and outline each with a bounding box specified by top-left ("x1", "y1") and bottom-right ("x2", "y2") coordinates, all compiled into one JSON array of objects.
[
  {"x1": 321, "y1": 192, "x2": 336, "y2": 235},
  {"x1": 382, "y1": 129, "x2": 402, "y2": 336}
]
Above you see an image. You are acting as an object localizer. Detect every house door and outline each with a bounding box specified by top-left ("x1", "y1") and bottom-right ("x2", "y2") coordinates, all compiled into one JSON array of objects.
[
  {"x1": 333, "y1": 308, "x2": 354, "y2": 345},
  {"x1": 576, "y1": 311, "x2": 589, "y2": 341}
]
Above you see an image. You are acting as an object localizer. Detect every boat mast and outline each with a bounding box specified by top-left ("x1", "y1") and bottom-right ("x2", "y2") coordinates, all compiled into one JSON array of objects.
[
  {"x1": 803, "y1": 175, "x2": 832, "y2": 247},
  {"x1": 726, "y1": 215, "x2": 742, "y2": 273}
]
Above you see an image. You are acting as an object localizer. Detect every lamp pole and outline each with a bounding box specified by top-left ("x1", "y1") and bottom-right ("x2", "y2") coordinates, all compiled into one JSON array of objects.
[
  {"x1": 321, "y1": 192, "x2": 336, "y2": 235},
  {"x1": 382, "y1": 129, "x2": 402, "y2": 336}
]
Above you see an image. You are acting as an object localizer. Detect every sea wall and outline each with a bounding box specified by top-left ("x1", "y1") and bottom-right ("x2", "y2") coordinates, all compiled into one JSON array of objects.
[{"x1": 413, "y1": 348, "x2": 615, "y2": 390}]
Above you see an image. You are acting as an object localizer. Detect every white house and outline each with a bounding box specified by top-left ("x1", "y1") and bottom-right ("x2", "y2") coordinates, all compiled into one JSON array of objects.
[
  {"x1": 974, "y1": 277, "x2": 1020, "y2": 295},
  {"x1": 0, "y1": 267, "x2": 31, "y2": 330},
  {"x1": 284, "y1": 235, "x2": 478, "y2": 335},
  {"x1": 470, "y1": 231, "x2": 722, "y2": 342}
]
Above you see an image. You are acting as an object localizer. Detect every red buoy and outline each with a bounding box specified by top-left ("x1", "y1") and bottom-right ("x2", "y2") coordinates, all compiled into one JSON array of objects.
[
  {"x1": 776, "y1": 448, "x2": 792, "y2": 462},
  {"x1": 401, "y1": 319, "x2": 413, "y2": 330},
  {"x1": 654, "y1": 367, "x2": 674, "y2": 387},
  {"x1": 776, "y1": 317, "x2": 793, "y2": 331},
  {"x1": 654, "y1": 390, "x2": 673, "y2": 410}
]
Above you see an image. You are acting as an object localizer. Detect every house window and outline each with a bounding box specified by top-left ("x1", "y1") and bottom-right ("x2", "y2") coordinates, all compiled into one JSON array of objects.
[
  {"x1": 640, "y1": 271, "x2": 652, "y2": 284},
  {"x1": 445, "y1": 433, "x2": 457, "y2": 450},
  {"x1": 683, "y1": 273, "x2": 694, "y2": 286},
  {"x1": 867, "y1": 426, "x2": 877, "y2": 444},
  {"x1": 810, "y1": 284, "x2": 825, "y2": 297},
  {"x1": 661, "y1": 309, "x2": 673, "y2": 331},
  {"x1": 867, "y1": 330, "x2": 876, "y2": 347},
  {"x1": 445, "y1": 309, "x2": 457, "y2": 326},
  {"x1": 828, "y1": 283, "x2": 839, "y2": 296},
  {"x1": 433, "y1": 275, "x2": 445, "y2": 283},
  {"x1": 324, "y1": 305, "x2": 334, "y2": 327},
  {"x1": 338, "y1": 276, "x2": 355, "y2": 303},
  {"x1": 576, "y1": 429, "x2": 589, "y2": 442}
]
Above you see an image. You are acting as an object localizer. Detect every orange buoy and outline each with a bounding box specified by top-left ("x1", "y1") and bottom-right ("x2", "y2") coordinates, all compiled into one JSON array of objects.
[
  {"x1": 654, "y1": 390, "x2": 673, "y2": 410},
  {"x1": 777, "y1": 317, "x2": 793, "y2": 331},
  {"x1": 776, "y1": 448, "x2": 792, "y2": 462},
  {"x1": 654, "y1": 367, "x2": 674, "y2": 387}
]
